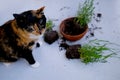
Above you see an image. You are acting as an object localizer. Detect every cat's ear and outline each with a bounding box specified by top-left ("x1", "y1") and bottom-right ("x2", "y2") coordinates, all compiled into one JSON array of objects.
[
  {"x1": 13, "y1": 14, "x2": 20, "y2": 19},
  {"x1": 36, "y1": 6, "x2": 45, "y2": 14}
]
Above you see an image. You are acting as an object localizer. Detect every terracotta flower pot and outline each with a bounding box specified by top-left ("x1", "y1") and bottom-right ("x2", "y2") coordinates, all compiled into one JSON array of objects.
[{"x1": 60, "y1": 17, "x2": 88, "y2": 41}]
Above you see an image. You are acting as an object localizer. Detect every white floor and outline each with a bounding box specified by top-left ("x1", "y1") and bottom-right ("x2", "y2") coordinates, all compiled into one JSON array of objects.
[{"x1": 0, "y1": 0, "x2": 120, "y2": 80}]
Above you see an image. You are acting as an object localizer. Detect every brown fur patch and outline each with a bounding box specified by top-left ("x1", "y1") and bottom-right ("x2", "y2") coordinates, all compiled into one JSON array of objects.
[{"x1": 11, "y1": 20, "x2": 37, "y2": 48}]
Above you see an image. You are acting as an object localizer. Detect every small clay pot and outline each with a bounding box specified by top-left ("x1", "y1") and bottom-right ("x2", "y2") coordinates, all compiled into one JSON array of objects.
[{"x1": 60, "y1": 17, "x2": 88, "y2": 41}]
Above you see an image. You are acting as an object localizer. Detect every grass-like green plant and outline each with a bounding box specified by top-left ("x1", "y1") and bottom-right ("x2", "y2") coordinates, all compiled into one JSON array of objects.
[
  {"x1": 78, "y1": 39, "x2": 117, "y2": 64},
  {"x1": 75, "y1": 0, "x2": 94, "y2": 27},
  {"x1": 46, "y1": 20, "x2": 54, "y2": 30}
]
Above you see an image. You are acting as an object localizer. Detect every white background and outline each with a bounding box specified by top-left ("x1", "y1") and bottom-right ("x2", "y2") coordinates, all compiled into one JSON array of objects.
[{"x1": 0, "y1": 0, "x2": 120, "y2": 80}]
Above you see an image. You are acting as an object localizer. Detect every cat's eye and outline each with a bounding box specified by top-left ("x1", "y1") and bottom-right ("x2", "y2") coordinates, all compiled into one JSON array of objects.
[
  {"x1": 36, "y1": 12, "x2": 44, "y2": 15},
  {"x1": 27, "y1": 27, "x2": 34, "y2": 32},
  {"x1": 40, "y1": 12, "x2": 44, "y2": 15},
  {"x1": 39, "y1": 20, "x2": 43, "y2": 24}
]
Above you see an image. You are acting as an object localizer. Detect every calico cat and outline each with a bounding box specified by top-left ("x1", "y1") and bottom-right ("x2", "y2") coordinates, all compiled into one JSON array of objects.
[{"x1": 0, "y1": 6, "x2": 46, "y2": 67}]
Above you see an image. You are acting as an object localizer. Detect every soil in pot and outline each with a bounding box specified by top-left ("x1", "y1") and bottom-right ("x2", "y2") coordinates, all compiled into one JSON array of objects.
[
  {"x1": 59, "y1": 42, "x2": 81, "y2": 59},
  {"x1": 63, "y1": 18, "x2": 87, "y2": 36},
  {"x1": 44, "y1": 29, "x2": 59, "y2": 44}
]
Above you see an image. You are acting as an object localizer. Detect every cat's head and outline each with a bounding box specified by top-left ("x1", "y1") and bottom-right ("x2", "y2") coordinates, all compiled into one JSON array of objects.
[{"x1": 13, "y1": 6, "x2": 46, "y2": 34}]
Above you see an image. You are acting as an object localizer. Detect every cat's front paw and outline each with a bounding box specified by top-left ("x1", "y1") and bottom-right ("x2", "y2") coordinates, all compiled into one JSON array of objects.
[
  {"x1": 36, "y1": 41, "x2": 43, "y2": 48},
  {"x1": 30, "y1": 61, "x2": 40, "y2": 68},
  {"x1": 3, "y1": 62, "x2": 12, "y2": 67}
]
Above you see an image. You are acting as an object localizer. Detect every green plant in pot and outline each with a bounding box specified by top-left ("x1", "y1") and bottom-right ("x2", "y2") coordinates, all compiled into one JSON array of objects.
[
  {"x1": 44, "y1": 20, "x2": 59, "y2": 44},
  {"x1": 60, "y1": 0, "x2": 94, "y2": 41}
]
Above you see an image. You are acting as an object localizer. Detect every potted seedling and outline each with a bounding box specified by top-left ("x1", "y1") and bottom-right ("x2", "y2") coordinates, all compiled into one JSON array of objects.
[
  {"x1": 44, "y1": 20, "x2": 59, "y2": 44},
  {"x1": 60, "y1": 39, "x2": 117, "y2": 64},
  {"x1": 60, "y1": 0, "x2": 94, "y2": 41}
]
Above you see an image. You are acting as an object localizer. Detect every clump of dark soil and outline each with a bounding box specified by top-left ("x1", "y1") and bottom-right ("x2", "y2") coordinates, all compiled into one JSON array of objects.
[
  {"x1": 93, "y1": 13, "x2": 102, "y2": 22},
  {"x1": 44, "y1": 29, "x2": 59, "y2": 44},
  {"x1": 63, "y1": 19, "x2": 87, "y2": 35},
  {"x1": 97, "y1": 13, "x2": 102, "y2": 18},
  {"x1": 59, "y1": 42, "x2": 81, "y2": 59}
]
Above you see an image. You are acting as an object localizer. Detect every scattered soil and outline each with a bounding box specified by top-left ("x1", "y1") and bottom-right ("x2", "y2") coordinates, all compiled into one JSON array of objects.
[
  {"x1": 44, "y1": 29, "x2": 59, "y2": 44},
  {"x1": 85, "y1": 13, "x2": 102, "y2": 39},
  {"x1": 86, "y1": 24, "x2": 102, "y2": 39},
  {"x1": 97, "y1": 13, "x2": 102, "y2": 18},
  {"x1": 96, "y1": 2, "x2": 99, "y2": 5},
  {"x1": 93, "y1": 13, "x2": 102, "y2": 22},
  {"x1": 45, "y1": 11, "x2": 103, "y2": 59},
  {"x1": 59, "y1": 42, "x2": 81, "y2": 59},
  {"x1": 60, "y1": 6, "x2": 70, "y2": 11}
]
